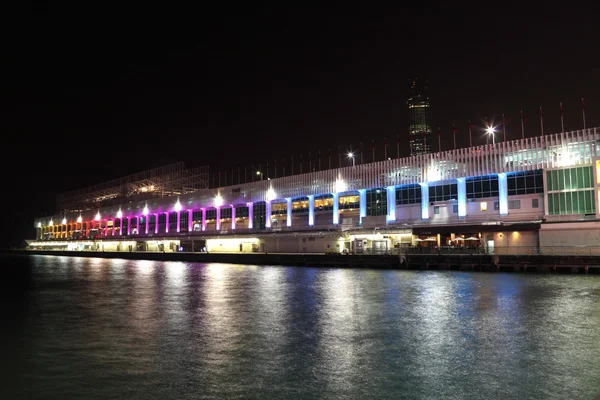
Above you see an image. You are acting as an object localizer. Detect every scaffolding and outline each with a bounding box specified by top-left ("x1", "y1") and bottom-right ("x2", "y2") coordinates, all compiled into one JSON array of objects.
[{"x1": 56, "y1": 162, "x2": 209, "y2": 213}]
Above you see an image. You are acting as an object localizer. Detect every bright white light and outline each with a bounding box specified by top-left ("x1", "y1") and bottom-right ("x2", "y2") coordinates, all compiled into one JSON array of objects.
[
  {"x1": 116, "y1": 209, "x2": 123, "y2": 219},
  {"x1": 335, "y1": 178, "x2": 347, "y2": 193},
  {"x1": 61, "y1": 217, "x2": 66, "y2": 225},
  {"x1": 49, "y1": 219, "x2": 53, "y2": 226},
  {"x1": 347, "y1": 152, "x2": 354, "y2": 158},
  {"x1": 37, "y1": 222, "x2": 41, "y2": 228},
  {"x1": 77, "y1": 215, "x2": 82, "y2": 223},
  {"x1": 95, "y1": 212, "x2": 101, "y2": 221},
  {"x1": 266, "y1": 187, "x2": 276, "y2": 201},
  {"x1": 174, "y1": 199, "x2": 182, "y2": 212},
  {"x1": 256, "y1": 171, "x2": 261, "y2": 175},
  {"x1": 142, "y1": 205, "x2": 149, "y2": 216},
  {"x1": 214, "y1": 194, "x2": 223, "y2": 207},
  {"x1": 486, "y1": 126, "x2": 495, "y2": 134}
]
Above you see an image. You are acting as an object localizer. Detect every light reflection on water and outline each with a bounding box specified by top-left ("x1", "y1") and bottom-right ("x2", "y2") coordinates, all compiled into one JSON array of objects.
[{"x1": 2, "y1": 254, "x2": 600, "y2": 400}]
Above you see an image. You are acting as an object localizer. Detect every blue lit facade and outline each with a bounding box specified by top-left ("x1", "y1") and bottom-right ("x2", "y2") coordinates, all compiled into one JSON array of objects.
[{"x1": 31, "y1": 128, "x2": 600, "y2": 255}]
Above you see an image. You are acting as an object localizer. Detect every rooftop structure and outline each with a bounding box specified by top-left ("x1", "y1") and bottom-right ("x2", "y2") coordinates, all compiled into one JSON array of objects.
[{"x1": 56, "y1": 162, "x2": 209, "y2": 213}]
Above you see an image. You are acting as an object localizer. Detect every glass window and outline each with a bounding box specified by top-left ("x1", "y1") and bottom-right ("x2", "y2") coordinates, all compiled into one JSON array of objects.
[
  {"x1": 366, "y1": 188, "x2": 387, "y2": 216},
  {"x1": 429, "y1": 183, "x2": 458, "y2": 202},
  {"x1": 395, "y1": 184, "x2": 422, "y2": 205},
  {"x1": 480, "y1": 202, "x2": 487, "y2": 211},
  {"x1": 452, "y1": 204, "x2": 458, "y2": 213},
  {"x1": 466, "y1": 175, "x2": 499, "y2": 199},
  {"x1": 434, "y1": 206, "x2": 440, "y2": 215},
  {"x1": 532, "y1": 198, "x2": 539, "y2": 208}
]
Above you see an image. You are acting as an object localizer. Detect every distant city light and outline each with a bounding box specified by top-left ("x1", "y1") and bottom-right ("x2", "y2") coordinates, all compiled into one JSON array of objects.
[
  {"x1": 174, "y1": 199, "x2": 182, "y2": 212},
  {"x1": 61, "y1": 218, "x2": 66, "y2": 225},
  {"x1": 142, "y1": 205, "x2": 149, "y2": 216},
  {"x1": 214, "y1": 194, "x2": 223, "y2": 207},
  {"x1": 116, "y1": 209, "x2": 123, "y2": 219},
  {"x1": 77, "y1": 215, "x2": 82, "y2": 223},
  {"x1": 95, "y1": 212, "x2": 101, "y2": 221}
]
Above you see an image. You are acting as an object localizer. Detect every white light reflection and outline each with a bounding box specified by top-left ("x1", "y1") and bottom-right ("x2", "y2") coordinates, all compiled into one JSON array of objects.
[
  {"x1": 202, "y1": 264, "x2": 239, "y2": 368},
  {"x1": 315, "y1": 269, "x2": 359, "y2": 387}
]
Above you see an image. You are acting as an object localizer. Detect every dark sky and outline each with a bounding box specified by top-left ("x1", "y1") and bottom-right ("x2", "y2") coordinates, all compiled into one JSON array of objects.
[{"x1": 2, "y1": 4, "x2": 599, "y2": 246}]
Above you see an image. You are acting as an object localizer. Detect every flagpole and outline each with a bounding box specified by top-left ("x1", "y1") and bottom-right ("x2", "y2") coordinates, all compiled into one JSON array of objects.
[
  {"x1": 520, "y1": 110, "x2": 525, "y2": 139},
  {"x1": 384, "y1": 137, "x2": 387, "y2": 160},
  {"x1": 502, "y1": 113, "x2": 506, "y2": 142},
  {"x1": 540, "y1": 106, "x2": 544, "y2": 136},
  {"x1": 372, "y1": 140, "x2": 375, "y2": 162},
  {"x1": 485, "y1": 117, "x2": 489, "y2": 145},
  {"x1": 452, "y1": 124, "x2": 456, "y2": 150},
  {"x1": 560, "y1": 102, "x2": 564, "y2": 133},
  {"x1": 582, "y1": 98, "x2": 586, "y2": 130},
  {"x1": 318, "y1": 150, "x2": 321, "y2": 171},
  {"x1": 360, "y1": 142, "x2": 363, "y2": 164},
  {"x1": 468, "y1": 120, "x2": 472, "y2": 147}
]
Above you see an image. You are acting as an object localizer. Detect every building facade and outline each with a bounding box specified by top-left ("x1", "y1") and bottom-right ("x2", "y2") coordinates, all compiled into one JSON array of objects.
[
  {"x1": 408, "y1": 78, "x2": 432, "y2": 155},
  {"x1": 29, "y1": 128, "x2": 600, "y2": 256}
]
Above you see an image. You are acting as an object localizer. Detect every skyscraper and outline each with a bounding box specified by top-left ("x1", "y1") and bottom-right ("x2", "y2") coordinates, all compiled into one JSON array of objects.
[{"x1": 407, "y1": 78, "x2": 432, "y2": 155}]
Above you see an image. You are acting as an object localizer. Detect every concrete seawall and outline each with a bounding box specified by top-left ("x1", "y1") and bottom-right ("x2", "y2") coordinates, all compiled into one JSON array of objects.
[{"x1": 3, "y1": 250, "x2": 600, "y2": 274}]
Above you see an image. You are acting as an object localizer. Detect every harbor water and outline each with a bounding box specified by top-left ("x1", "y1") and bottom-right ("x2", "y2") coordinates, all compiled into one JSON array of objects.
[{"x1": 2, "y1": 254, "x2": 600, "y2": 399}]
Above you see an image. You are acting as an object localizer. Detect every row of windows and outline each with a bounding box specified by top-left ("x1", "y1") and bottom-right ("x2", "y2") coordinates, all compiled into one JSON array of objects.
[
  {"x1": 548, "y1": 190, "x2": 595, "y2": 215},
  {"x1": 396, "y1": 184, "x2": 422, "y2": 205},
  {"x1": 366, "y1": 188, "x2": 387, "y2": 216},
  {"x1": 507, "y1": 170, "x2": 544, "y2": 195},
  {"x1": 429, "y1": 184, "x2": 458, "y2": 202},
  {"x1": 433, "y1": 198, "x2": 539, "y2": 215},
  {"x1": 466, "y1": 175, "x2": 498, "y2": 199},
  {"x1": 546, "y1": 166, "x2": 593, "y2": 192}
]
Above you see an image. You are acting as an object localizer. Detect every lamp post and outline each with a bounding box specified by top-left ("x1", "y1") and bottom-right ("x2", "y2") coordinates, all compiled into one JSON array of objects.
[
  {"x1": 486, "y1": 126, "x2": 496, "y2": 145},
  {"x1": 256, "y1": 170, "x2": 263, "y2": 181},
  {"x1": 347, "y1": 152, "x2": 355, "y2": 166}
]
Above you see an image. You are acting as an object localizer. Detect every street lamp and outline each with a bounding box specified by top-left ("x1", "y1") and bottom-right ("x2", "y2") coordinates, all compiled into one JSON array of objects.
[
  {"x1": 486, "y1": 126, "x2": 496, "y2": 145},
  {"x1": 256, "y1": 170, "x2": 263, "y2": 180},
  {"x1": 347, "y1": 152, "x2": 355, "y2": 166}
]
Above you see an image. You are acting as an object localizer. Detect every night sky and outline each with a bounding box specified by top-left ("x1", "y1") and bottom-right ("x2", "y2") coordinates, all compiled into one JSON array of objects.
[{"x1": 2, "y1": 4, "x2": 598, "y2": 246}]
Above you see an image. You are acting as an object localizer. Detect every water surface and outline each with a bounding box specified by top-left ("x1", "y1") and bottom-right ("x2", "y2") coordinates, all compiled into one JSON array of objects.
[{"x1": 2, "y1": 254, "x2": 600, "y2": 399}]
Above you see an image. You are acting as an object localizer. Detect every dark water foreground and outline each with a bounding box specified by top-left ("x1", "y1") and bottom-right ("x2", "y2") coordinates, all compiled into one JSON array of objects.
[{"x1": 1, "y1": 254, "x2": 600, "y2": 399}]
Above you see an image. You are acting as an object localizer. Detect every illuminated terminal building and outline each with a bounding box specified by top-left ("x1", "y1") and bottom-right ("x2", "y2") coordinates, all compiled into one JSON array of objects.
[{"x1": 29, "y1": 128, "x2": 600, "y2": 255}]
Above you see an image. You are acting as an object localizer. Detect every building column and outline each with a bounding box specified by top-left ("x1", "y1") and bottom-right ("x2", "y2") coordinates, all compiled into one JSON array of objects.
[
  {"x1": 165, "y1": 212, "x2": 170, "y2": 233},
  {"x1": 457, "y1": 178, "x2": 467, "y2": 217},
  {"x1": 332, "y1": 193, "x2": 340, "y2": 224},
  {"x1": 119, "y1": 218, "x2": 123, "y2": 235},
  {"x1": 215, "y1": 207, "x2": 221, "y2": 230},
  {"x1": 145, "y1": 216, "x2": 149, "y2": 234},
  {"x1": 286, "y1": 198, "x2": 292, "y2": 227},
  {"x1": 358, "y1": 189, "x2": 367, "y2": 224},
  {"x1": 201, "y1": 208, "x2": 206, "y2": 231},
  {"x1": 188, "y1": 210, "x2": 193, "y2": 232},
  {"x1": 176, "y1": 211, "x2": 180, "y2": 233},
  {"x1": 386, "y1": 186, "x2": 396, "y2": 223},
  {"x1": 247, "y1": 202, "x2": 253, "y2": 229},
  {"x1": 104, "y1": 221, "x2": 108, "y2": 236},
  {"x1": 498, "y1": 173, "x2": 508, "y2": 215},
  {"x1": 265, "y1": 201, "x2": 272, "y2": 228},
  {"x1": 127, "y1": 217, "x2": 131, "y2": 235},
  {"x1": 419, "y1": 182, "x2": 429, "y2": 220},
  {"x1": 155, "y1": 214, "x2": 159, "y2": 234},
  {"x1": 231, "y1": 205, "x2": 236, "y2": 230},
  {"x1": 594, "y1": 159, "x2": 600, "y2": 219},
  {"x1": 308, "y1": 195, "x2": 315, "y2": 226}
]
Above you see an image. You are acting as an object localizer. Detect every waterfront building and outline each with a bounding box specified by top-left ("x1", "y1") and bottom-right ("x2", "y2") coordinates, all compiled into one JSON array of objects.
[{"x1": 28, "y1": 128, "x2": 600, "y2": 255}]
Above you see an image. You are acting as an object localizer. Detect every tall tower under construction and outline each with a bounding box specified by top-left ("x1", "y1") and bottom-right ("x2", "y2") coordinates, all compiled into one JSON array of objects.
[{"x1": 407, "y1": 78, "x2": 432, "y2": 155}]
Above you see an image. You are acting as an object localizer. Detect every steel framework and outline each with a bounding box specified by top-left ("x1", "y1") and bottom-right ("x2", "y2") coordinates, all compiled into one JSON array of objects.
[{"x1": 56, "y1": 162, "x2": 209, "y2": 212}]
